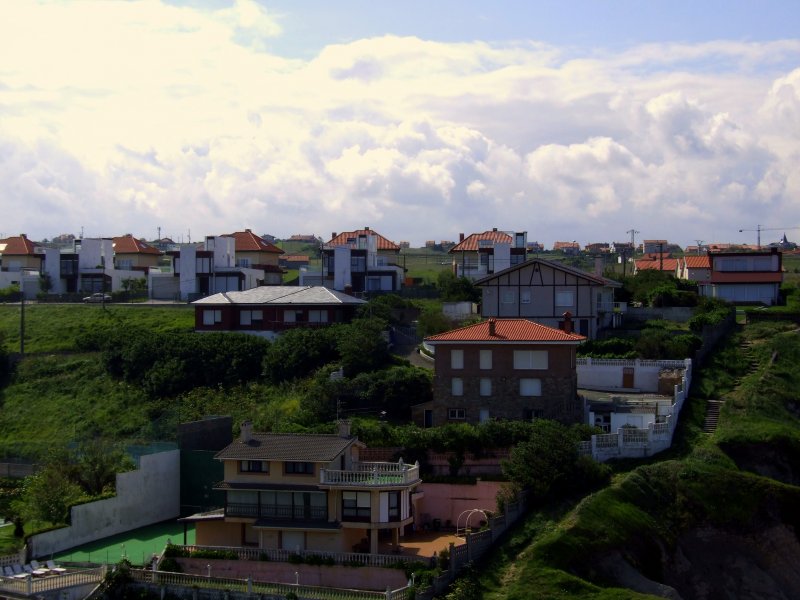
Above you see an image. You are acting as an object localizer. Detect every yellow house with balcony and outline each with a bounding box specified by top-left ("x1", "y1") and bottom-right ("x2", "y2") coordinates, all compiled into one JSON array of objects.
[{"x1": 192, "y1": 421, "x2": 421, "y2": 555}]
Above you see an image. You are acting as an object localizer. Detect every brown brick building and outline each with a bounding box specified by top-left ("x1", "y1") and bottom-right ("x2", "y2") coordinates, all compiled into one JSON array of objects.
[{"x1": 413, "y1": 318, "x2": 585, "y2": 426}]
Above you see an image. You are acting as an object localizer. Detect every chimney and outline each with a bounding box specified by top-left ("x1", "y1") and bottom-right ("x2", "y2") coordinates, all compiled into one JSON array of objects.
[
  {"x1": 332, "y1": 232, "x2": 337, "y2": 240},
  {"x1": 344, "y1": 283, "x2": 354, "y2": 296},
  {"x1": 338, "y1": 420, "x2": 352, "y2": 438},
  {"x1": 492, "y1": 227, "x2": 498, "y2": 232},
  {"x1": 488, "y1": 318, "x2": 496, "y2": 336},
  {"x1": 245, "y1": 228, "x2": 251, "y2": 233},
  {"x1": 459, "y1": 233, "x2": 464, "y2": 242},
  {"x1": 364, "y1": 226, "x2": 370, "y2": 231},
  {"x1": 240, "y1": 420, "x2": 253, "y2": 443},
  {"x1": 562, "y1": 311, "x2": 573, "y2": 334}
]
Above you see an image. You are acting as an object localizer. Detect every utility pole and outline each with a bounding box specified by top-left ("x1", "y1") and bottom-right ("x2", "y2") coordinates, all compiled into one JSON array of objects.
[{"x1": 19, "y1": 275, "x2": 25, "y2": 355}]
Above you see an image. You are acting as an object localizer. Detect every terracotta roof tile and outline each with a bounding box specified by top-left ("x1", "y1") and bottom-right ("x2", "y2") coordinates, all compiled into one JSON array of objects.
[
  {"x1": 0, "y1": 235, "x2": 38, "y2": 256},
  {"x1": 683, "y1": 256, "x2": 711, "y2": 269},
  {"x1": 635, "y1": 258, "x2": 679, "y2": 272},
  {"x1": 215, "y1": 433, "x2": 357, "y2": 462},
  {"x1": 112, "y1": 234, "x2": 162, "y2": 255},
  {"x1": 450, "y1": 230, "x2": 512, "y2": 252},
  {"x1": 224, "y1": 230, "x2": 284, "y2": 254},
  {"x1": 326, "y1": 229, "x2": 399, "y2": 251},
  {"x1": 425, "y1": 319, "x2": 585, "y2": 344}
]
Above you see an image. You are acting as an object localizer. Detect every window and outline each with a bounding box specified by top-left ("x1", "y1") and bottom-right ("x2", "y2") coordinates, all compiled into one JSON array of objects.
[
  {"x1": 479, "y1": 349, "x2": 492, "y2": 370},
  {"x1": 203, "y1": 309, "x2": 222, "y2": 325},
  {"x1": 513, "y1": 350, "x2": 548, "y2": 370},
  {"x1": 350, "y1": 255, "x2": 366, "y2": 271},
  {"x1": 501, "y1": 290, "x2": 514, "y2": 304},
  {"x1": 520, "y1": 378, "x2": 542, "y2": 396},
  {"x1": 308, "y1": 310, "x2": 328, "y2": 323},
  {"x1": 240, "y1": 310, "x2": 263, "y2": 325},
  {"x1": 239, "y1": 460, "x2": 268, "y2": 473},
  {"x1": 236, "y1": 258, "x2": 250, "y2": 268},
  {"x1": 284, "y1": 310, "x2": 302, "y2": 323},
  {"x1": 523, "y1": 408, "x2": 545, "y2": 421},
  {"x1": 448, "y1": 408, "x2": 466, "y2": 420},
  {"x1": 117, "y1": 259, "x2": 133, "y2": 270},
  {"x1": 451, "y1": 378, "x2": 463, "y2": 396},
  {"x1": 450, "y1": 349, "x2": 464, "y2": 369},
  {"x1": 520, "y1": 290, "x2": 531, "y2": 304},
  {"x1": 480, "y1": 378, "x2": 492, "y2": 396},
  {"x1": 259, "y1": 491, "x2": 326, "y2": 520},
  {"x1": 343, "y1": 491, "x2": 371, "y2": 520},
  {"x1": 555, "y1": 290, "x2": 574, "y2": 307},
  {"x1": 284, "y1": 462, "x2": 315, "y2": 475}
]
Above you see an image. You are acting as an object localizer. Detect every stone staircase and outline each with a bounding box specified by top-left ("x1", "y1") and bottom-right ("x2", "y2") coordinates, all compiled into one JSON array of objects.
[{"x1": 703, "y1": 400, "x2": 723, "y2": 433}]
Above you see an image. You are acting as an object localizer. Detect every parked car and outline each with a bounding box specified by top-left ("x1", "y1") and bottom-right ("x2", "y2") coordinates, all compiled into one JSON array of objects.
[{"x1": 83, "y1": 293, "x2": 112, "y2": 303}]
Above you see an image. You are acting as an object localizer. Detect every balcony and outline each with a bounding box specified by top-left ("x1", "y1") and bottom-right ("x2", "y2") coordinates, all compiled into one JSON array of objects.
[
  {"x1": 597, "y1": 301, "x2": 627, "y2": 313},
  {"x1": 320, "y1": 461, "x2": 420, "y2": 488},
  {"x1": 226, "y1": 503, "x2": 327, "y2": 521}
]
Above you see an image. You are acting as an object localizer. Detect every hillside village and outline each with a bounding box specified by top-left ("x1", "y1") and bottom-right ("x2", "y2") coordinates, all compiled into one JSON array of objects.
[{"x1": 1, "y1": 227, "x2": 799, "y2": 599}]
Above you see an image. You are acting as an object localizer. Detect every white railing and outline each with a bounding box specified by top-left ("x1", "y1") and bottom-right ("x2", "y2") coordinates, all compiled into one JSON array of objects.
[
  {"x1": 0, "y1": 567, "x2": 105, "y2": 595},
  {"x1": 597, "y1": 301, "x2": 628, "y2": 313},
  {"x1": 584, "y1": 360, "x2": 692, "y2": 461},
  {"x1": 174, "y1": 545, "x2": 420, "y2": 567},
  {"x1": 321, "y1": 462, "x2": 420, "y2": 487},
  {"x1": 132, "y1": 569, "x2": 403, "y2": 600}
]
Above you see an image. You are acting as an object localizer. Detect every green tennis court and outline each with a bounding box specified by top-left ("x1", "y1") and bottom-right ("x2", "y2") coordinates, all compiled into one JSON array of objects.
[{"x1": 52, "y1": 520, "x2": 195, "y2": 567}]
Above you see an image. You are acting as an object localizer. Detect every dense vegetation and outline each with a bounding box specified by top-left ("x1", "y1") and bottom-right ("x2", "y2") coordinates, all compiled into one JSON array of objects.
[{"x1": 469, "y1": 319, "x2": 800, "y2": 599}]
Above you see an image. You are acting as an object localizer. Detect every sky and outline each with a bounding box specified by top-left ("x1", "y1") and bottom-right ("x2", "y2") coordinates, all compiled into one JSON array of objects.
[{"x1": 2, "y1": 1, "x2": 800, "y2": 249}]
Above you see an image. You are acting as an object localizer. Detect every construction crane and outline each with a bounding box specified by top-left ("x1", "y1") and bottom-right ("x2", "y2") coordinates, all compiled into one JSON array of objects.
[{"x1": 738, "y1": 225, "x2": 800, "y2": 249}]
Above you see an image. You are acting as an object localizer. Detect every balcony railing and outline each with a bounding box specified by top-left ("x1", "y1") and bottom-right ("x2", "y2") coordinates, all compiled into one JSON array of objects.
[
  {"x1": 597, "y1": 301, "x2": 627, "y2": 313},
  {"x1": 320, "y1": 461, "x2": 420, "y2": 487},
  {"x1": 226, "y1": 503, "x2": 327, "y2": 521}
]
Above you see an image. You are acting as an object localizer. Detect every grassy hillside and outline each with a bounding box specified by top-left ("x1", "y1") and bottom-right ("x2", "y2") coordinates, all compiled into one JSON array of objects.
[
  {"x1": 480, "y1": 320, "x2": 800, "y2": 599},
  {"x1": 0, "y1": 304, "x2": 194, "y2": 354}
]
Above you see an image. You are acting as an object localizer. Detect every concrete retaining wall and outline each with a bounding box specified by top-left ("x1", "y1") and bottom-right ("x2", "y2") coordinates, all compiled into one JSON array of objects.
[
  {"x1": 416, "y1": 481, "x2": 503, "y2": 527},
  {"x1": 28, "y1": 450, "x2": 180, "y2": 558}
]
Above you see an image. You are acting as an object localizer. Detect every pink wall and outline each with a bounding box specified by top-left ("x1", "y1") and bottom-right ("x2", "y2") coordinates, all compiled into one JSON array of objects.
[
  {"x1": 416, "y1": 481, "x2": 503, "y2": 528},
  {"x1": 176, "y1": 558, "x2": 407, "y2": 591}
]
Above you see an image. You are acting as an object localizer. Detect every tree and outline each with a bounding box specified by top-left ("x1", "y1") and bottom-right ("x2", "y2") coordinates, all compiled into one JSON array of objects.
[
  {"x1": 15, "y1": 463, "x2": 83, "y2": 524},
  {"x1": 70, "y1": 439, "x2": 135, "y2": 496},
  {"x1": 502, "y1": 420, "x2": 580, "y2": 501},
  {"x1": 335, "y1": 318, "x2": 390, "y2": 376},
  {"x1": 437, "y1": 271, "x2": 481, "y2": 303},
  {"x1": 263, "y1": 327, "x2": 336, "y2": 383}
]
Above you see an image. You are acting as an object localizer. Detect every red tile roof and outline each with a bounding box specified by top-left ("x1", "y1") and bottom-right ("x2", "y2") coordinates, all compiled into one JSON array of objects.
[
  {"x1": 327, "y1": 229, "x2": 399, "y2": 251},
  {"x1": 0, "y1": 235, "x2": 38, "y2": 256},
  {"x1": 425, "y1": 319, "x2": 585, "y2": 344},
  {"x1": 683, "y1": 256, "x2": 711, "y2": 269},
  {"x1": 553, "y1": 241, "x2": 581, "y2": 250},
  {"x1": 224, "y1": 230, "x2": 284, "y2": 254},
  {"x1": 112, "y1": 234, "x2": 162, "y2": 255},
  {"x1": 450, "y1": 230, "x2": 512, "y2": 252},
  {"x1": 635, "y1": 258, "x2": 679, "y2": 272}
]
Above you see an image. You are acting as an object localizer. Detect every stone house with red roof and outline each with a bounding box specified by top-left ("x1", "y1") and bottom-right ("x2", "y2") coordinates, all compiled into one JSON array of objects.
[
  {"x1": 475, "y1": 257, "x2": 622, "y2": 339},
  {"x1": 413, "y1": 318, "x2": 586, "y2": 427},
  {"x1": 186, "y1": 421, "x2": 421, "y2": 554},
  {"x1": 449, "y1": 229, "x2": 528, "y2": 280}
]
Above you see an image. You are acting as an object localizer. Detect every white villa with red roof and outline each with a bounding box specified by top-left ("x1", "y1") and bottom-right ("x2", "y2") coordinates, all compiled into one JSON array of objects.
[
  {"x1": 186, "y1": 420, "x2": 421, "y2": 555},
  {"x1": 300, "y1": 227, "x2": 404, "y2": 294},
  {"x1": 449, "y1": 228, "x2": 528, "y2": 280},
  {"x1": 413, "y1": 317, "x2": 586, "y2": 427}
]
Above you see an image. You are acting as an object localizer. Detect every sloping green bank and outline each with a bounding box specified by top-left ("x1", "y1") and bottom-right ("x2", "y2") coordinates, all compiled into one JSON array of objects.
[{"x1": 489, "y1": 321, "x2": 800, "y2": 599}]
